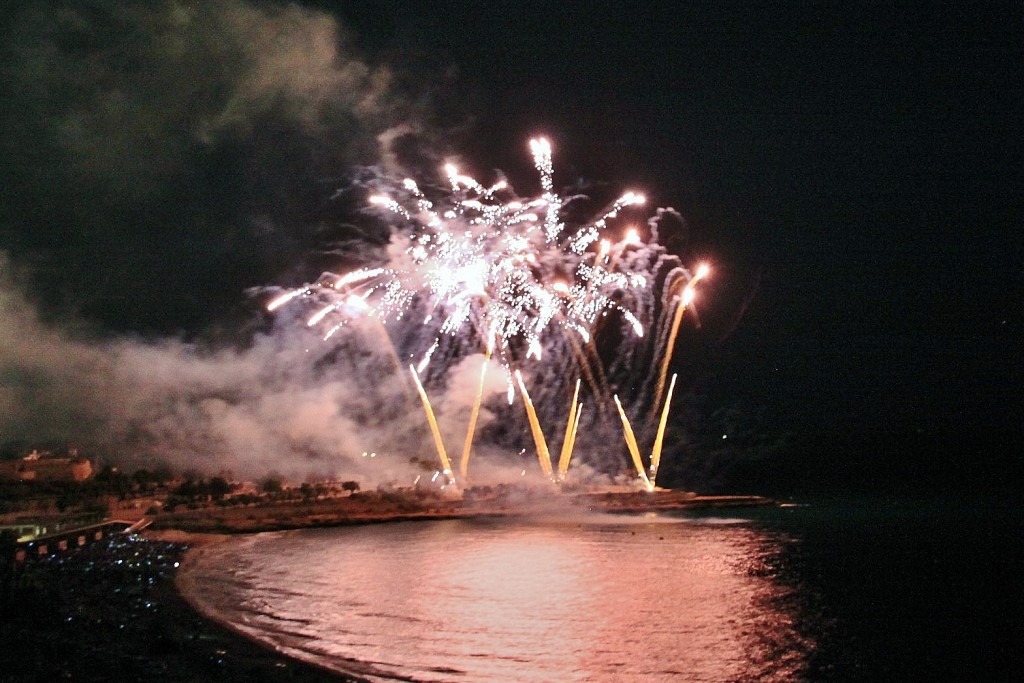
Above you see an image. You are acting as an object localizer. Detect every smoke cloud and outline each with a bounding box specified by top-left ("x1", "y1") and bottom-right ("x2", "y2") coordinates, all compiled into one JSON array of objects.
[
  {"x1": 2, "y1": 254, "x2": 632, "y2": 484},
  {"x1": 0, "y1": 2, "x2": 722, "y2": 486},
  {"x1": 0, "y1": 0, "x2": 440, "y2": 332},
  {"x1": 0, "y1": 1, "x2": 461, "y2": 481},
  {"x1": 1, "y1": 253, "x2": 431, "y2": 480}
]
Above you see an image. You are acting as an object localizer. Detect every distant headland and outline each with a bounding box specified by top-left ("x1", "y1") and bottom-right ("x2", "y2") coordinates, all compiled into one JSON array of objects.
[{"x1": 148, "y1": 486, "x2": 776, "y2": 535}]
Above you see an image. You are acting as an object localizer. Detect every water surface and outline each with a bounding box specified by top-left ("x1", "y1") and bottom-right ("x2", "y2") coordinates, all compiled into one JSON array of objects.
[{"x1": 181, "y1": 498, "x2": 1020, "y2": 681}]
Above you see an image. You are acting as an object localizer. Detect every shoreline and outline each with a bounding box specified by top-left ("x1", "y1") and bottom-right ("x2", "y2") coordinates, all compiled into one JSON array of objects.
[
  {"x1": 156, "y1": 494, "x2": 777, "y2": 681},
  {"x1": 150, "y1": 491, "x2": 777, "y2": 534},
  {"x1": 165, "y1": 530, "x2": 372, "y2": 682},
  {"x1": 2, "y1": 494, "x2": 776, "y2": 681}
]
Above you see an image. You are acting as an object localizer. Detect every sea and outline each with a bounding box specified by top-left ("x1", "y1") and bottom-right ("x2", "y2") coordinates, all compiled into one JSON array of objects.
[{"x1": 179, "y1": 496, "x2": 1021, "y2": 682}]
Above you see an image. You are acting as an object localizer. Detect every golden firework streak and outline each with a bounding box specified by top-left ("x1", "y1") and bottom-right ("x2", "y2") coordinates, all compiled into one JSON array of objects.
[
  {"x1": 651, "y1": 290, "x2": 688, "y2": 425},
  {"x1": 515, "y1": 371, "x2": 554, "y2": 478},
  {"x1": 649, "y1": 373, "x2": 678, "y2": 486},
  {"x1": 614, "y1": 395, "x2": 654, "y2": 491},
  {"x1": 557, "y1": 379, "x2": 582, "y2": 478},
  {"x1": 564, "y1": 330, "x2": 608, "y2": 419},
  {"x1": 459, "y1": 349, "x2": 492, "y2": 480},
  {"x1": 409, "y1": 365, "x2": 455, "y2": 484},
  {"x1": 564, "y1": 403, "x2": 583, "y2": 477},
  {"x1": 650, "y1": 266, "x2": 708, "y2": 428}
]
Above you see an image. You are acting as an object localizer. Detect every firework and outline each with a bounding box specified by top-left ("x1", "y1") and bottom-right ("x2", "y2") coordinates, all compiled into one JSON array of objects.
[
  {"x1": 459, "y1": 349, "x2": 492, "y2": 480},
  {"x1": 556, "y1": 379, "x2": 583, "y2": 479},
  {"x1": 649, "y1": 373, "x2": 678, "y2": 486},
  {"x1": 267, "y1": 137, "x2": 710, "y2": 484},
  {"x1": 409, "y1": 365, "x2": 455, "y2": 486},
  {"x1": 515, "y1": 370, "x2": 554, "y2": 478},
  {"x1": 650, "y1": 264, "x2": 709, "y2": 424},
  {"x1": 269, "y1": 138, "x2": 648, "y2": 388},
  {"x1": 613, "y1": 394, "x2": 654, "y2": 491}
]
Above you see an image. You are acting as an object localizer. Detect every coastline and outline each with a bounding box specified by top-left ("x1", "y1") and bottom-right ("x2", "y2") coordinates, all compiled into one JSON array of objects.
[
  {"x1": 2, "y1": 493, "x2": 776, "y2": 681},
  {"x1": 150, "y1": 490, "x2": 777, "y2": 534},
  {"x1": 164, "y1": 530, "x2": 371, "y2": 682},
  {"x1": 157, "y1": 493, "x2": 778, "y2": 681}
]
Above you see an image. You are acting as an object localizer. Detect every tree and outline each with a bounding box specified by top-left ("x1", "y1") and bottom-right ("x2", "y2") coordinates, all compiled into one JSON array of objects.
[
  {"x1": 151, "y1": 465, "x2": 174, "y2": 485},
  {"x1": 175, "y1": 479, "x2": 199, "y2": 498},
  {"x1": 131, "y1": 468, "x2": 160, "y2": 493},
  {"x1": 208, "y1": 477, "x2": 231, "y2": 501},
  {"x1": 95, "y1": 465, "x2": 131, "y2": 499},
  {"x1": 341, "y1": 480, "x2": 360, "y2": 494},
  {"x1": 0, "y1": 528, "x2": 18, "y2": 597}
]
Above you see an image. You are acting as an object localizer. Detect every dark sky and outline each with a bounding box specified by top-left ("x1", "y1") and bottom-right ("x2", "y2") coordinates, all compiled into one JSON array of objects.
[
  {"x1": 332, "y1": 2, "x2": 1023, "y2": 491},
  {"x1": 1, "y1": 1, "x2": 1020, "y2": 491}
]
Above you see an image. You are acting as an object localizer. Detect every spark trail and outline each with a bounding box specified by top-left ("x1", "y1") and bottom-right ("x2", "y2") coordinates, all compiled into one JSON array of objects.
[
  {"x1": 267, "y1": 137, "x2": 712, "y2": 483},
  {"x1": 459, "y1": 348, "x2": 492, "y2": 480},
  {"x1": 516, "y1": 370, "x2": 554, "y2": 479},
  {"x1": 649, "y1": 373, "x2": 678, "y2": 486},
  {"x1": 614, "y1": 394, "x2": 654, "y2": 491},
  {"x1": 269, "y1": 138, "x2": 649, "y2": 390},
  {"x1": 410, "y1": 365, "x2": 455, "y2": 485}
]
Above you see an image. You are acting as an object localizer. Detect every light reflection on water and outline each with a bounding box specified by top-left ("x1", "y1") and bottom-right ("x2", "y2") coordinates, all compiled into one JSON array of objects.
[{"x1": 182, "y1": 513, "x2": 813, "y2": 682}]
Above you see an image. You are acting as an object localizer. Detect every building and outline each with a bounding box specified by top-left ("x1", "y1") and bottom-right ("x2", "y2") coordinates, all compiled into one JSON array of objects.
[{"x1": 0, "y1": 450, "x2": 94, "y2": 482}]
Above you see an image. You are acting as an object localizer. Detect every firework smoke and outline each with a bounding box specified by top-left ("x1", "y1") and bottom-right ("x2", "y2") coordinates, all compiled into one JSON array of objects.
[{"x1": 0, "y1": 3, "x2": 712, "y2": 487}]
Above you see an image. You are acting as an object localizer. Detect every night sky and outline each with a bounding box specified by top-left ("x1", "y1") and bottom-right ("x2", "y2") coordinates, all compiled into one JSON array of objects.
[{"x1": 1, "y1": 2, "x2": 1020, "y2": 493}]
